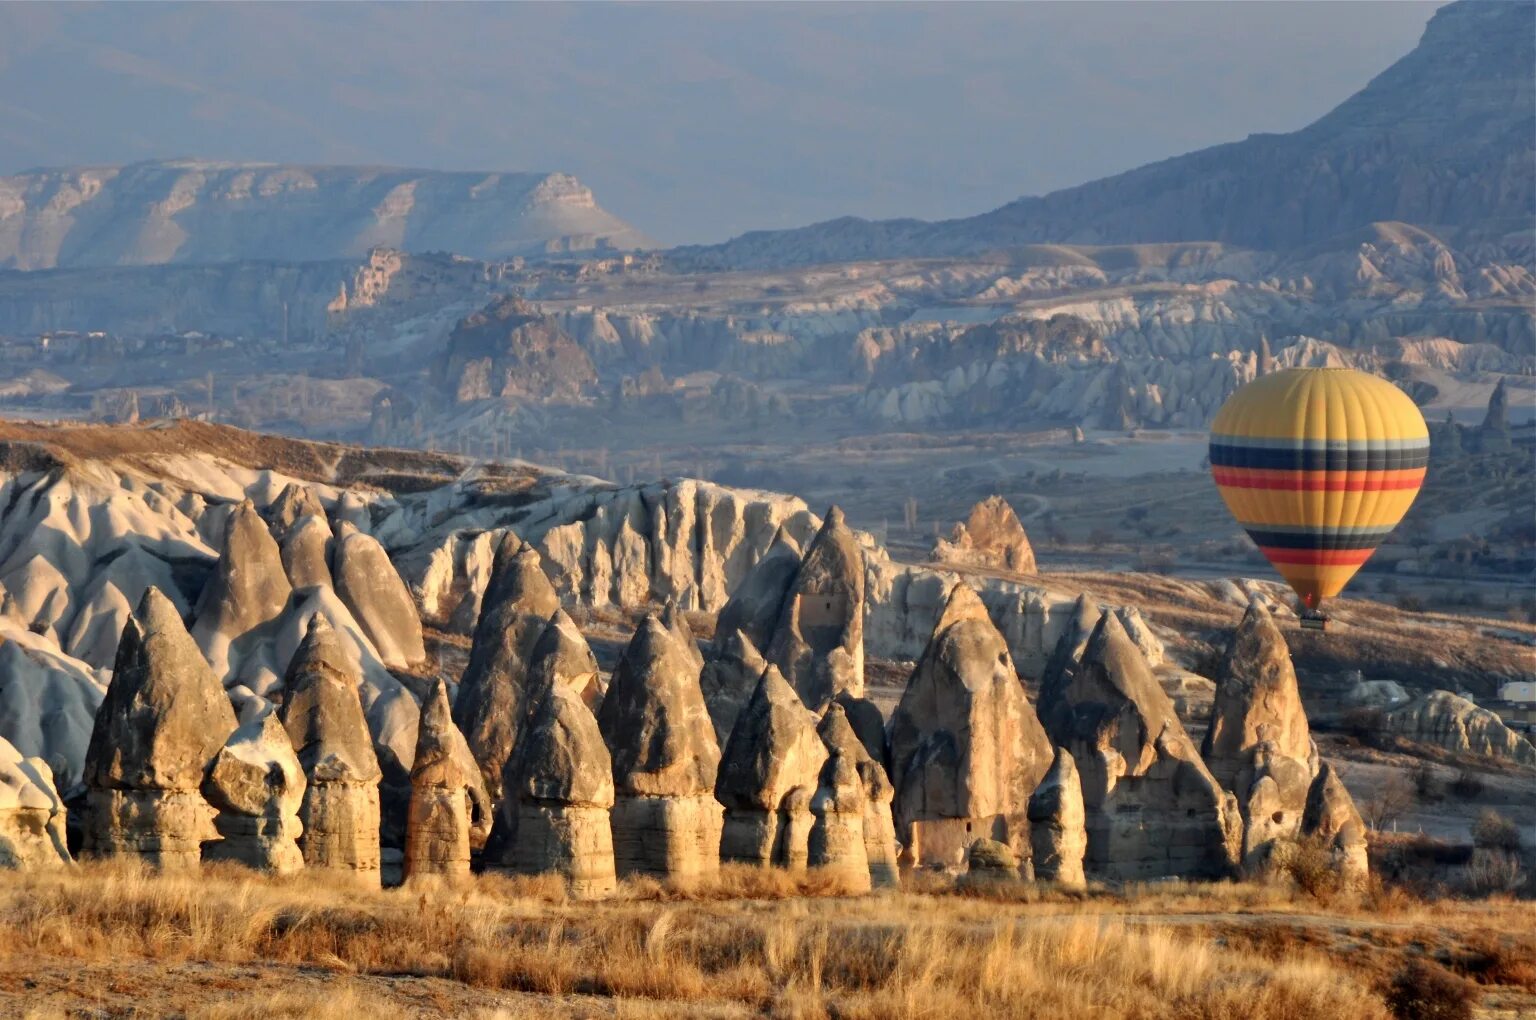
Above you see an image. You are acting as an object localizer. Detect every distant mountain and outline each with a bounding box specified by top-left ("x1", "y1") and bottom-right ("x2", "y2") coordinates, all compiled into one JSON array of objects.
[
  {"x1": 0, "y1": 160, "x2": 650, "y2": 270},
  {"x1": 676, "y1": 0, "x2": 1535, "y2": 269}
]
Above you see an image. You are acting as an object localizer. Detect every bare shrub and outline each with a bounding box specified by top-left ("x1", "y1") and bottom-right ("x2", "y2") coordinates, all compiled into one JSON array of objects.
[
  {"x1": 1362, "y1": 773, "x2": 1417, "y2": 831},
  {"x1": 1277, "y1": 836, "x2": 1346, "y2": 904},
  {"x1": 1385, "y1": 959, "x2": 1477, "y2": 1020},
  {"x1": 1458, "y1": 849, "x2": 1525, "y2": 898},
  {"x1": 1470, "y1": 810, "x2": 1522, "y2": 853}
]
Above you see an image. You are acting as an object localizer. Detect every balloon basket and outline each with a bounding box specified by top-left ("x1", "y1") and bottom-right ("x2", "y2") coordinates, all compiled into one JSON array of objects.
[{"x1": 1298, "y1": 610, "x2": 1330, "y2": 632}]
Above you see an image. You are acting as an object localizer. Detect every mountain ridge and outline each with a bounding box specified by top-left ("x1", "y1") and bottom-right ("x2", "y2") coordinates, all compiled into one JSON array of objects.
[
  {"x1": 0, "y1": 159, "x2": 652, "y2": 270},
  {"x1": 673, "y1": 0, "x2": 1535, "y2": 269}
]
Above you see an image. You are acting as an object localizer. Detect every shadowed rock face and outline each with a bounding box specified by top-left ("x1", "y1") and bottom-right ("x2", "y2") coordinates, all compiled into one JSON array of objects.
[
  {"x1": 811, "y1": 703, "x2": 896, "y2": 890},
  {"x1": 766, "y1": 506, "x2": 866, "y2": 712},
  {"x1": 888, "y1": 583, "x2": 1052, "y2": 871},
  {"x1": 712, "y1": 537, "x2": 803, "y2": 655},
  {"x1": 404, "y1": 681, "x2": 487, "y2": 881},
  {"x1": 1301, "y1": 762, "x2": 1369, "y2": 886},
  {"x1": 84, "y1": 587, "x2": 239, "y2": 869},
  {"x1": 1201, "y1": 602, "x2": 1319, "y2": 871},
  {"x1": 930, "y1": 496, "x2": 1037, "y2": 575},
  {"x1": 265, "y1": 484, "x2": 327, "y2": 539},
  {"x1": 453, "y1": 535, "x2": 562, "y2": 799},
  {"x1": 525, "y1": 609, "x2": 604, "y2": 715},
  {"x1": 504, "y1": 686, "x2": 616, "y2": 898},
  {"x1": 716, "y1": 666, "x2": 827, "y2": 869},
  {"x1": 202, "y1": 712, "x2": 305, "y2": 874},
  {"x1": 1044, "y1": 612, "x2": 1241, "y2": 882},
  {"x1": 279, "y1": 614, "x2": 382, "y2": 884},
  {"x1": 0, "y1": 737, "x2": 71, "y2": 869},
  {"x1": 279, "y1": 514, "x2": 334, "y2": 592},
  {"x1": 1037, "y1": 594, "x2": 1101, "y2": 713},
  {"x1": 597, "y1": 615, "x2": 721, "y2": 881},
  {"x1": 1027, "y1": 747, "x2": 1086, "y2": 890},
  {"x1": 700, "y1": 628, "x2": 769, "y2": 748},
  {"x1": 191, "y1": 501, "x2": 292, "y2": 685},
  {"x1": 330, "y1": 526, "x2": 425, "y2": 671}
]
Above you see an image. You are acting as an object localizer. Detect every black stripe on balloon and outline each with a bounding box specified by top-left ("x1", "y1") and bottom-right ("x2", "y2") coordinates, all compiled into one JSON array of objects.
[
  {"x1": 1244, "y1": 528, "x2": 1394, "y2": 551},
  {"x1": 1209, "y1": 444, "x2": 1429, "y2": 472}
]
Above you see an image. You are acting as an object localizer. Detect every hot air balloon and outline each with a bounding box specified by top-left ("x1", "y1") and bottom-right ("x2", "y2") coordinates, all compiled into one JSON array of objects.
[{"x1": 1209, "y1": 367, "x2": 1429, "y2": 631}]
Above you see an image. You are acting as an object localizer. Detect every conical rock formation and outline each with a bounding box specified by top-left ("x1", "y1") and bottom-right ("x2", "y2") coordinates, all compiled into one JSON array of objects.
[
  {"x1": 404, "y1": 680, "x2": 488, "y2": 881},
  {"x1": 85, "y1": 587, "x2": 238, "y2": 869},
  {"x1": 716, "y1": 665, "x2": 827, "y2": 869},
  {"x1": 766, "y1": 507, "x2": 865, "y2": 711},
  {"x1": 888, "y1": 582, "x2": 1052, "y2": 870},
  {"x1": 202, "y1": 712, "x2": 305, "y2": 873},
  {"x1": 504, "y1": 686, "x2": 617, "y2": 898},
  {"x1": 1027, "y1": 747, "x2": 1087, "y2": 890},
  {"x1": 280, "y1": 614, "x2": 382, "y2": 884},
  {"x1": 597, "y1": 615, "x2": 722, "y2": 882},
  {"x1": 191, "y1": 501, "x2": 292, "y2": 685}
]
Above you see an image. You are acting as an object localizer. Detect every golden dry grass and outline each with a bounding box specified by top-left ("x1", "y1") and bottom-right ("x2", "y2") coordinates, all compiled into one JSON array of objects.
[{"x1": 7, "y1": 862, "x2": 1533, "y2": 1019}]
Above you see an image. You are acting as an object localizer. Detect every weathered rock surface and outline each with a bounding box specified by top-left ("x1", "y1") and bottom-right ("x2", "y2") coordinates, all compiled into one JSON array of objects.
[
  {"x1": 280, "y1": 615, "x2": 383, "y2": 883},
  {"x1": 1027, "y1": 747, "x2": 1087, "y2": 890},
  {"x1": 1300, "y1": 762, "x2": 1369, "y2": 886},
  {"x1": 525, "y1": 608, "x2": 605, "y2": 714},
  {"x1": 84, "y1": 588, "x2": 238, "y2": 868},
  {"x1": 700, "y1": 628, "x2": 769, "y2": 747},
  {"x1": 191, "y1": 502, "x2": 292, "y2": 685},
  {"x1": 712, "y1": 537, "x2": 803, "y2": 654},
  {"x1": 1200, "y1": 603, "x2": 1322, "y2": 872},
  {"x1": 453, "y1": 536, "x2": 563, "y2": 799},
  {"x1": 266, "y1": 484, "x2": 327, "y2": 539},
  {"x1": 1040, "y1": 612, "x2": 1241, "y2": 881},
  {"x1": 404, "y1": 681, "x2": 488, "y2": 881},
  {"x1": 202, "y1": 712, "x2": 305, "y2": 873},
  {"x1": 504, "y1": 686, "x2": 617, "y2": 898},
  {"x1": 330, "y1": 526, "x2": 425, "y2": 670},
  {"x1": 888, "y1": 583, "x2": 1052, "y2": 870},
  {"x1": 766, "y1": 507, "x2": 866, "y2": 711},
  {"x1": 961, "y1": 838, "x2": 1022, "y2": 886},
  {"x1": 716, "y1": 666, "x2": 827, "y2": 869},
  {"x1": 279, "y1": 514, "x2": 334, "y2": 591},
  {"x1": 0, "y1": 736, "x2": 70, "y2": 869},
  {"x1": 930, "y1": 496, "x2": 1036, "y2": 574},
  {"x1": 1384, "y1": 690, "x2": 1536, "y2": 765},
  {"x1": 597, "y1": 616, "x2": 722, "y2": 882},
  {"x1": 811, "y1": 703, "x2": 896, "y2": 890}
]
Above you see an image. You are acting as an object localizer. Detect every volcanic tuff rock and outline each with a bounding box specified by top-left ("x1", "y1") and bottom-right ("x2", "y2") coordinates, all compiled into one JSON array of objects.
[
  {"x1": 202, "y1": 712, "x2": 305, "y2": 874},
  {"x1": 597, "y1": 616, "x2": 722, "y2": 882},
  {"x1": 438, "y1": 295, "x2": 597, "y2": 403},
  {"x1": 1201, "y1": 603, "x2": 1321, "y2": 870},
  {"x1": 1027, "y1": 748, "x2": 1087, "y2": 890},
  {"x1": 279, "y1": 515, "x2": 335, "y2": 591},
  {"x1": 329, "y1": 525, "x2": 425, "y2": 670},
  {"x1": 1300, "y1": 762, "x2": 1369, "y2": 885},
  {"x1": 888, "y1": 583, "x2": 1053, "y2": 870},
  {"x1": 524, "y1": 609, "x2": 605, "y2": 714},
  {"x1": 0, "y1": 737, "x2": 70, "y2": 869},
  {"x1": 1383, "y1": 690, "x2": 1536, "y2": 766},
  {"x1": 962, "y1": 839, "x2": 1022, "y2": 886},
  {"x1": 700, "y1": 628, "x2": 770, "y2": 747},
  {"x1": 815, "y1": 703, "x2": 898, "y2": 889},
  {"x1": 453, "y1": 536, "x2": 563, "y2": 799},
  {"x1": 716, "y1": 666, "x2": 827, "y2": 869},
  {"x1": 504, "y1": 686, "x2": 617, "y2": 898},
  {"x1": 279, "y1": 615, "x2": 383, "y2": 884},
  {"x1": 84, "y1": 587, "x2": 238, "y2": 869},
  {"x1": 404, "y1": 681, "x2": 488, "y2": 881},
  {"x1": 0, "y1": 161, "x2": 648, "y2": 270},
  {"x1": 930, "y1": 496, "x2": 1036, "y2": 575},
  {"x1": 265, "y1": 483, "x2": 327, "y2": 538},
  {"x1": 676, "y1": 1, "x2": 1535, "y2": 267},
  {"x1": 191, "y1": 501, "x2": 292, "y2": 686},
  {"x1": 1040, "y1": 612, "x2": 1242, "y2": 881},
  {"x1": 766, "y1": 507, "x2": 866, "y2": 711}
]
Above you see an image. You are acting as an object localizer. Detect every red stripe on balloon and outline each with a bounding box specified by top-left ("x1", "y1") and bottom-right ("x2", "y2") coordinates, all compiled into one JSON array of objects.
[
  {"x1": 1258, "y1": 547, "x2": 1375, "y2": 566},
  {"x1": 1212, "y1": 467, "x2": 1425, "y2": 492}
]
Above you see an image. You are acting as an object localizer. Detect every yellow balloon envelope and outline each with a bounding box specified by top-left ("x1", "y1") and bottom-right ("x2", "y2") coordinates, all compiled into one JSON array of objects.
[{"x1": 1209, "y1": 367, "x2": 1429, "y2": 609}]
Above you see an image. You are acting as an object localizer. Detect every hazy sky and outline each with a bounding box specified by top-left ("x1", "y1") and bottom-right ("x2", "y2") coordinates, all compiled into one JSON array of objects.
[{"x1": 0, "y1": 1, "x2": 1441, "y2": 245}]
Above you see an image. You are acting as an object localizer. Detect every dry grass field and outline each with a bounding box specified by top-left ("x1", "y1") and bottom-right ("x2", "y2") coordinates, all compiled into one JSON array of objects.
[{"x1": 3, "y1": 861, "x2": 1533, "y2": 1020}]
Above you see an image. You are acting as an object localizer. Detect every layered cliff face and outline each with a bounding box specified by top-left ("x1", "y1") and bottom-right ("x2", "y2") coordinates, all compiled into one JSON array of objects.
[
  {"x1": 436, "y1": 296, "x2": 597, "y2": 403},
  {"x1": 673, "y1": 1, "x2": 1534, "y2": 269},
  {"x1": 0, "y1": 161, "x2": 649, "y2": 270}
]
